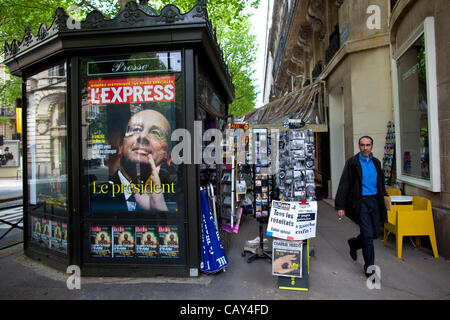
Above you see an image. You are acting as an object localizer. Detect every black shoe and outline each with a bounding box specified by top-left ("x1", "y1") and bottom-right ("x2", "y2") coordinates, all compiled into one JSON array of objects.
[{"x1": 348, "y1": 238, "x2": 357, "y2": 261}]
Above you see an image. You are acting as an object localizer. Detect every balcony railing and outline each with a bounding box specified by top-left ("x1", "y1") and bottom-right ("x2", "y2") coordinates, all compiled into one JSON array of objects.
[{"x1": 325, "y1": 26, "x2": 340, "y2": 65}]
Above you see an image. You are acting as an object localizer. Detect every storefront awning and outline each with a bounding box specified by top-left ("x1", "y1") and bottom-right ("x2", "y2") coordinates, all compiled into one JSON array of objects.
[{"x1": 243, "y1": 82, "x2": 327, "y2": 132}]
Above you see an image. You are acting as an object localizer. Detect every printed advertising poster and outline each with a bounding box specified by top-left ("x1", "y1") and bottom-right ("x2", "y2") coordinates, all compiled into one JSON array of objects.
[
  {"x1": 294, "y1": 201, "x2": 318, "y2": 241},
  {"x1": 112, "y1": 226, "x2": 135, "y2": 258},
  {"x1": 159, "y1": 226, "x2": 179, "y2": 258},
  {"x1": 40, "y1": 218, "x2": 51, "y2": 247},
  {"x1": 272, "y1": 240, "x2": 303, "y2": 278},
  {"x1": 91, "y1": 226, "x2": 112, "y2": 257},
  {"x1": 0, "y1": 140, "x2": 19, "y2": 167},
  {"x1": 227, "y1": 123, "x2": 248, "y2": 154},
  {"x1": 31, "y1": 216, "x2": 42, "y2": 245},
  {"x1": 50, "y1": 220, "x2": 63, "y2": 252},
  {"x1": 266, "y1": 201, "x2": 298, "y2": 241},
  {"x1": 84, "y1": 52, "x2": 182, "y2": 214},
  {"x1": 267, "y1": 201, "x2": 318, "y2": 241},
  {"x1": 61, "y1": 223, "x2": 68, "y2": 253},
  {"x1": 136, "y1": 226, "x2": 159, "y2": 258}
]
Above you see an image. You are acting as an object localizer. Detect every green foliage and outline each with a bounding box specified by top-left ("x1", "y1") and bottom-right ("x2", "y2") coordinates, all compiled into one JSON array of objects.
[
  {"x1": 0, "y1": 0, "x2": 71, "y2": 44},
  {"x1": 153, "y1": 0, "x2": 259, "y2": 116},
  {"x1": 0, "y1": 1, "x2": 71, "y2": 108},
  {"x1": 0, "y1": 72, "x2": 21, "y2": 108},
  {"x1": 417, "y1": 44, "x2": 426, "y2": 78},
  {"x1": 0, "y1": 116, "x2": 11, "y2": 125},
  {"x1": 0, "y1": 0, "x2": 120, "y2": 49},
  {"x1": 0, "y1": 0, "x2": 117, "y2": 108}
]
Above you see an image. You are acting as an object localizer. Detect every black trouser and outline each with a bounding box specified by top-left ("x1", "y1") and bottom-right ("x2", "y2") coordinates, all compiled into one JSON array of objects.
[{"x1": 353, "y1": 197, "x2": 381, "y2": 272}]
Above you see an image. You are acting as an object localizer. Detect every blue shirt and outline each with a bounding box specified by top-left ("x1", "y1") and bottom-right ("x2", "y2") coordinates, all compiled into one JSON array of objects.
[{"x1": 359, "y1": 152, "x2": 378, "y2": 196}]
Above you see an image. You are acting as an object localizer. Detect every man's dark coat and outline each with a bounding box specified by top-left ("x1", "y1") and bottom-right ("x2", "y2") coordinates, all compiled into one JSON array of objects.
[{"x1": 335, "y1": 153, "x2": 388, "y2": 224}]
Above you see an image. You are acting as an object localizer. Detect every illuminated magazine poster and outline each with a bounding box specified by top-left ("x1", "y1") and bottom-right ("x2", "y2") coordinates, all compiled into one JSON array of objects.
[
  {"x1": 135, "y1": 226, "x2": 159, "y2": 258},
  {"x1": 50, "y1": 220, "x2": 63, "y2": 252},
  {"x1": 31, "y1": 216, "x2": 42, "y2": 245},
  {"x1": 41, "y1": 218, "x2": 51, "y2": 247},
  {"x1": 112, "y1": 226, "x2": 135, "y2": 258},
  {"x1": 90, "y1": 226, "x2": 112, "y2": 257},
  {"x1": 61, "y1": 223, "x2": 68, "y2": 253},
  {"x1": 86, "y1": 75, "x2": 179, "y2": 213},
  {"x1": 159, "y1": 226, "x2": 179, "y2": 258}
]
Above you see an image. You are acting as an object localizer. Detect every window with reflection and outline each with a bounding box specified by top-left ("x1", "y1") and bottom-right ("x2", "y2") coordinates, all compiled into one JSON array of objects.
[
  {"x1": 198, "y1": 65, "x2": 226, "y2": 116},
  {"x1": 26, "y1": 63, "x2": 68, "y2": 212},
  {"x1": 394, "y1": 17, "x2": 440, "y2": 192},
  {"x1": 397, "y1": 34, "x2": 429, "y2": 180}
]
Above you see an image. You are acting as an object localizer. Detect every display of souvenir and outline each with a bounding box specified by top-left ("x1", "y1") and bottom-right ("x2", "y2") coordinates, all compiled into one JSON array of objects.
[{"x1": 278, "y1": 129, "x2": 316, "y2": 202}]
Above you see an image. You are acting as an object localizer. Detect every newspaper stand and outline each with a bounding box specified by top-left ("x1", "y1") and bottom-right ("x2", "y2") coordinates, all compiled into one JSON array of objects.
[
  {"x1": 268, "y1": 197, "x2": 316, "y2": 291},
  {"x1": 242, "y1": 128, "x2": 273, "y2": 262},
  {"x1": 277, "y1": 198, "x2": 310, "y2": 291},
  {"x1": 4, "y1": 1, "x2": 234, "y2": 277}
]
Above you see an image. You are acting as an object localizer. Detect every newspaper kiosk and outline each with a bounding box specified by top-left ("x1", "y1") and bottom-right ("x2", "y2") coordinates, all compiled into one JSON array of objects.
[{"x1": 4, "y1": 1, "x2": 234, "y2": 277}]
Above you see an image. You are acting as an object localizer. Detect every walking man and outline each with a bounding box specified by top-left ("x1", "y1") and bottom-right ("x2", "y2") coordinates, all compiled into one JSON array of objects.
[{"x1": 335, "y1": 136, "x2": 387, "y2": 277}]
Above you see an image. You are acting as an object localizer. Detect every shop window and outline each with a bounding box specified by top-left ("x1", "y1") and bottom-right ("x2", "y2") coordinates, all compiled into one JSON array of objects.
[{"x1": 392, "y1": 17, "x2": 440, "y2": 191}]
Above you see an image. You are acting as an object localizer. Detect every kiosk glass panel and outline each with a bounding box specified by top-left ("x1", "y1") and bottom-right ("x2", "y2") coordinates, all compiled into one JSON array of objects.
[
  {"x1": 26, "y1": 63, "x2": 68, "y2": 213},
  {"x1": 80, "y1": 51, "x2": 186, "y2": 264}
]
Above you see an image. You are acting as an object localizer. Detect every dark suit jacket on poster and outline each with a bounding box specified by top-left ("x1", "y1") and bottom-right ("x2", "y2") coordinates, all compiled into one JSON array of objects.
[
  {"x1": 90, "y1": 168, "x2": 178, "y2": 213},
  {"x1": 335, "y1": 153, "x2": 388, "y2": 224}
]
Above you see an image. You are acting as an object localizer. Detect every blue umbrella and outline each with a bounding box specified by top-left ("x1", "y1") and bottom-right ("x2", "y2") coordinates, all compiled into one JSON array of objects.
[{"x1": 200, "y1": 189, "x2": 228, "y2": 273}]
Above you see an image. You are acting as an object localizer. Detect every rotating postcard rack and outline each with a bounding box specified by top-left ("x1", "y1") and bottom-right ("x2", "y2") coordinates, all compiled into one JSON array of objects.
[
  {"x1": 242, "y1": 128, "x2": 272, "y2": 263},
  {"x1": 275, "y1": 128, "x2": 316, "y2": 291}
]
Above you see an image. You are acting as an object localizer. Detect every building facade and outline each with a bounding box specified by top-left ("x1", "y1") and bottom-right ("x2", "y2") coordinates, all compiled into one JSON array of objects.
[
  {"x1": 263, "y1": 0, "x2": 450, "y2": 258},
  {"x1": 389, "y1": 0, "x2": 450, "y2": 257},
  {"x1": 0, "y1": 64, "x2": 22, "y2": 178}
]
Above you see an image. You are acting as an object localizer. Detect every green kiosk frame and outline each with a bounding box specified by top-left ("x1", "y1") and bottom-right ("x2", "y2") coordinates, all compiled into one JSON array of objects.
[{"x1": 4, "y1": 1, "x2": 234, "y2": 277}]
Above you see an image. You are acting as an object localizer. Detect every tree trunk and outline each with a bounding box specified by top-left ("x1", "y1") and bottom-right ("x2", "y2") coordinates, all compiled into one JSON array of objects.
[{"x1": 119, "y1": 0, "x2": 136, "y2": 9}]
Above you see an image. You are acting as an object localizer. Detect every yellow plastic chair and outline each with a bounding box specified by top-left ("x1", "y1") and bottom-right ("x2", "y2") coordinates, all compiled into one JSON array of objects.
[
  {"x1": 384, "y1": 196, "x2": 410, "y2": 230},
  {"x1": 387, "y1": 187, "x2": 402, "y2": 196},
  {"x1": 385, "y1": 187, "x2": 403, "y2": 226},
  {"x1": 383, "y1": 196, "x2": 439, "y2": 259}
]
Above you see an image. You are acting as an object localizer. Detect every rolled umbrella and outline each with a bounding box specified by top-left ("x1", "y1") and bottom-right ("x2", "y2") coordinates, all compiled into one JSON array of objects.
[{"x1": 200, "y1": 188, "x2": 228, "y2": 273}]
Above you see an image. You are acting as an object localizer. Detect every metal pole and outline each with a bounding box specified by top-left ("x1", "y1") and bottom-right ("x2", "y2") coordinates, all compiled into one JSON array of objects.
[{"x1": 230, "y1": 153, "x2": 235, "y2": 228}]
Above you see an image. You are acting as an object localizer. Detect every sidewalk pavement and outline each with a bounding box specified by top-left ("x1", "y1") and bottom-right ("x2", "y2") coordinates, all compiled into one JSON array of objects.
[{"x1": 0, "y1": 200, "x2": 449, "y2": 300}]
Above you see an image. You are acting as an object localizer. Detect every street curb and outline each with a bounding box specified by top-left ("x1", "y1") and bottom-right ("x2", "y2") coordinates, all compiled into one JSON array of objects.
[{"x1": 13, "y1": 253, "x2": 214, "y2": 286}]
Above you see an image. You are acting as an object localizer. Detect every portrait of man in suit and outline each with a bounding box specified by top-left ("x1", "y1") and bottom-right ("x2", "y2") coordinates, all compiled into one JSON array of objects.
[{"x1": 90, "y1": 109, "x2": 177, "y2": 212}]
